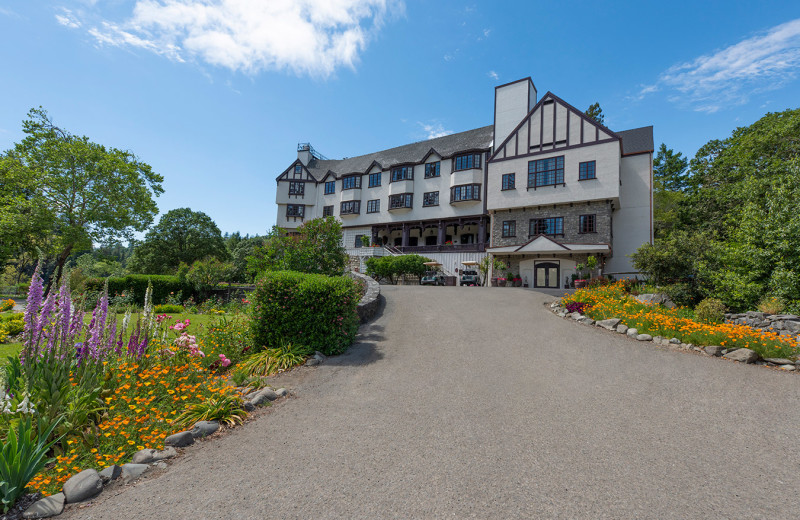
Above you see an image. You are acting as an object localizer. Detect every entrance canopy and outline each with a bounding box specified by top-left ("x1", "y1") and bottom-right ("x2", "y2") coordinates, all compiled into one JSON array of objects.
[{"x1": 488, "y1": 235, "x2": 610, "y2": 255}]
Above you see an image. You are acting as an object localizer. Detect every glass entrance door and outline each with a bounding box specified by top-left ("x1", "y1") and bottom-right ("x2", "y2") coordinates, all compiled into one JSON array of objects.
[{"x1": 534, "y1": 262, "x2": 559, "y2": 288}]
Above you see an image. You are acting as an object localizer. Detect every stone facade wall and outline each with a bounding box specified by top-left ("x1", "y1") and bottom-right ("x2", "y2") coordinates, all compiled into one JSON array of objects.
[{"x1": 491, "y1": 200, "x2": 612, "y2": 248}]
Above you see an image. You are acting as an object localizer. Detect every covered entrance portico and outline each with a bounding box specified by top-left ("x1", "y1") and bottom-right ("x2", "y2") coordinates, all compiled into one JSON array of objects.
[{"x1": 487, "y1": 235, "x2": 610, "y2": 289}]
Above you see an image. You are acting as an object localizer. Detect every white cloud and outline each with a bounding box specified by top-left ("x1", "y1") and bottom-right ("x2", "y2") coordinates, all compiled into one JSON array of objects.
[
  {"x1": 419, "y1": 122, "x2": 453, "y2": 139},
  {"x1": 487, "y1": 70, "x2": 499, "y2": 80},
  {"x1": 641, "y1": 18, "x2": 800, "y2": 112},
  {"x1": 85, "y1": 0, "x2": 404, "y2": 77},
  {"x1": 55, "y1": 8, "x2": 82, "y2": 28}
]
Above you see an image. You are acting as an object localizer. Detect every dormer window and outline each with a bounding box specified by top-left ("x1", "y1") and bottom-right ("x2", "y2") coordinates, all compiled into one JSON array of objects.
[
  {"x1": 342, "y1": 175, "x2": 362, "y2": 190},
  {"x1": 324, "y1": 181, "x2": 336, "y2": 194},
  {"x1": 391, "y1": 166, "x2": 413, "y2": 182},
  {"x1": 424, "y1": 162, "x2": 440, "y2": 178},
  {"x1": 453, "y1": 153, "x2": 481, "y2": 171}
]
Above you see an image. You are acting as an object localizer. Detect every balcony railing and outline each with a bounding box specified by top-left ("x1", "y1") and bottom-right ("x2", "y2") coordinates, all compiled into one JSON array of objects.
[{"x1": 392, "y1": 244, "x2": 486, "y2": 253}]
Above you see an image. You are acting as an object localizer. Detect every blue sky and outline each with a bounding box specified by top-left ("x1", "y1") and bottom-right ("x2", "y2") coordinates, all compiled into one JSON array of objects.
[{"x1": 2, "y1": 0, "x2": 799, "y2": 237}]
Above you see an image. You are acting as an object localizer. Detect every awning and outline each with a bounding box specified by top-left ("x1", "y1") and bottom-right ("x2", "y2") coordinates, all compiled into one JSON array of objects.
[{"x1": 487, "y1": 235, "x2": 610, "y2": 255}]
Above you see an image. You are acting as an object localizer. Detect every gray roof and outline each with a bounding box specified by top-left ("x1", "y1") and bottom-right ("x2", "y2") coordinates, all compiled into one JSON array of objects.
[
  {"x1": 617, "y1": 126, "x2": 654, "y2": 156},
  {"x1": 307, "y1": 125, "x2": 494, "y2": 178}
]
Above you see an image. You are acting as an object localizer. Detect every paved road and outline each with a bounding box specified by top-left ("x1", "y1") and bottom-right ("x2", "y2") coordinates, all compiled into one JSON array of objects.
[{"x1": 70, "y1": 286, "x2": 800, "y2": 519}]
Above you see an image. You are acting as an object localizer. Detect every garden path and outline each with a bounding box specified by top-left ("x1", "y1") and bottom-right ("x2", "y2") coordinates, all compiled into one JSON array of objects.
[{"x1": 67, "y1": 286, "x2": 800, "y2": 519}]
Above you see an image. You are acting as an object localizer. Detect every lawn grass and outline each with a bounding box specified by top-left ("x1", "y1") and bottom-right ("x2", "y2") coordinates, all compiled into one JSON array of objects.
[{"x1": 0, "y1": 311, "x2": 227, "y2": 365}]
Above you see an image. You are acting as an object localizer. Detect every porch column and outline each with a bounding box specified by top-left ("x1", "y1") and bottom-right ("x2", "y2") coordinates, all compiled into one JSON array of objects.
[
  {"x1": 478, "y1": 218, "x2": 486, "y2": 247},
  {"x1": 437, "y1": 220, "x2": 446, "y2": 245},
  {"x1": 401, "y1": 223, "x2": 409, "y2": 247},
  {"x1": 371, "y1": 227, "x2": 379, "y2": 247},
  {"x1": 486, "y1": 253, "x2": 493, "y2": 289}
]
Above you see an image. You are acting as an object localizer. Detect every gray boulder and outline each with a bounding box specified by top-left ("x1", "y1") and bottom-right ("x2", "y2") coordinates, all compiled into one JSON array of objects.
[
  {"x1": 626, "y1": 328, "x2": 639, "y2": 337},
  {"x1": 634, "y1": 293, "x2": 676, "y2": 308},
  {"x1": 250, "y1": 388, "x2": 278, "y2": 406},
  {"x1": 669, "y1": 338, "x2": 681, "y2": 344},
  {"x1": 275, "y1": 388, "x2": 288, "y2": 397},
  {"x1": 165, "y1": 430, "x2": 195, "y2": 448},
  {"x1": 780, "y1": 364, "x2": 797, "y2": 371},
  {"x1": 764, "y1": 357, "x2": 795, "y2": 365},
  {"x1": 191, "y1": 420, "x2": 220, "y2": 439},
  {"x1": 596, "y1": 318, "x2": 621, "y2": 330},
  {"x1": 577, "y1": 317, "x2": 595, "y2": 325},
  {"x1": 704, "y1": 346, "x2": 724, "y2": 357},
  {"x1": 305, "y1": 358, "x2": 320, "y2": 366},
  {"x1": 23, "y1": 493, "x2": 65, "y2": 519},
  {"x1": 723, "y1": 348, "x2": 759, "y2": 364},
  {"x1": 62, "y1": 469, "x2": 102, "y2": 503},
  {"x1": 120, "y1": 463, "x2": 149, "y2": 484},
  {"x1": 617, "y1": 324, "x2": 628, "y2": 334},
  {"x1": 314, "y1": 351, "x2": 327, "y2": 361},
  {"x1": 243, "y1": 400, "x2": 256, "y2": 412},
  {"x1": 131, "y1": 447, "x2": 177, "y2": 465},
  {"x1": 784, "y1": 321, "x2": 800, "y2": 333},
  {"x1": 636, "y1": 334, "x2": 653, "y2": 341},
  {"x1": 98, "y1": 465, "x2": 121, "y2": 484}
]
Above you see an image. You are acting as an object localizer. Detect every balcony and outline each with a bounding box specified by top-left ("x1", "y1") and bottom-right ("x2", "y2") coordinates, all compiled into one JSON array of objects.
[{"x1": 389, "y1": 244, "x2": 486, "y2": 254}]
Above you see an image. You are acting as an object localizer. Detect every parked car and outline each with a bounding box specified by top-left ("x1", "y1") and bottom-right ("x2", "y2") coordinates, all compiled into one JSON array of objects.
[
  {"x1": 420, "y1": 270, "x2": 445, "y2": 286},
  {"x1": 459, "y1": 269, "x2": 480, "y2": 286}
]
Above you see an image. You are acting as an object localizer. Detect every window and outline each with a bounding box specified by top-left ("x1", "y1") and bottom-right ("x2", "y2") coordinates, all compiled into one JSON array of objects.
[
  {"x1": 322, "y1": 205, "x2": 333, "y2": 217},
  {"x1": 423, "y1": 191, "x2": 439, "y2": 207},
  {"x1": 286, "y1": 204, "x2": 304, "y2": 218},
  {"x1": 528, "y1": 156, "x2": 565, "y2": 188},
  {"x1": 450, "y1": 184, "x2": 481, "y2": 203},
  {"x1": 389, "y1": 193, "x2": 413, "y2": 209},
  {"x1": 579, "y1": 161, "x2": 596, "y2": 180},
  {"x1": 502, "y1": 173, "x2": 515, "y2": 190},
  {"x1": 502, "y1": 220, "x2": 516, "y2": 237},
  {"x1": 454, "y1": 153, "x2": 482, "y2": 171},
  {"x1": 354, "y1": 235, "x2": 364, "y2": 248},
  {"x1": 294, "y1": 164, "x2": 302, "y2": 174},
  {"x1": 340, "y1": 200, "x2": 360, "y2": 215},
  {"x1": 530, "y1": 217, "x2": 564, "y2": 236},
  {"x1": 391, "y1": 166, "x2": 413, "y2": 182},
  {"x1": 368, "y1": 172, "x2": 382, "y2": 187},
  {"x1": 425, "y1": 162, "x2": 440, "y2": 178},
  {"x1": 579, "y1": 214, "x2": 596, "y2": 233},
  {"x1": 288, "y1": 182, "x2": 304, "y2": 195},
  {"x1": 366, "y1": 199, "x2": 380, "y2": 213},
  {"x1": 342, "y1": 175, "x2": 361, "y2": 190},
  {"x1": 324, "y1": 181, "x2": 335, "y2": 194}
]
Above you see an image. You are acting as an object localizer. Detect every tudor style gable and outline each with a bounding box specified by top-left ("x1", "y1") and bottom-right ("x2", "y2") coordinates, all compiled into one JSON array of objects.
[
  {"x1": 491, "y1": 92, "x2": 620, "y2": 162},
  {"x1": 276, "y1": 160, "x2": 318, "y2": 183}
]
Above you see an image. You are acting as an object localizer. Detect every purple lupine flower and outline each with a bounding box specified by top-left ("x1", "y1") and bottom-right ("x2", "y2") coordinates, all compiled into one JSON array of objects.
[
  {"x1": 23, "y1": 262, "x2": 44, "y2": 352},
  {"x1": 106, "y1": 317, "x2": 117, "y2": 357},
  {"x1": 58, "y1": 279, "x2": 72, "y2": 353},
  {"x1": 31, "y1": 290, "x2": 56, "y2": 358},
  {"x1": 126, "y1": 321, "x2": 141, "y2": 357}
]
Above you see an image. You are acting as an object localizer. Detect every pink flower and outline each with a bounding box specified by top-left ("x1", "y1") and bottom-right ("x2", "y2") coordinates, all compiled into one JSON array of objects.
[{"x1": 219, "y1": 354, "x2": 231, "y2": 367}]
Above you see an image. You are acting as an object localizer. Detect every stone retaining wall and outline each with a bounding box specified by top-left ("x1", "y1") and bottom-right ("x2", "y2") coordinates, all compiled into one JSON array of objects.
[
  {"x1": 347, "y1": 271, "x2": 381, "y2": 324},
  {"x1": 725, "y1": 311, "x2": 800, "y2": 341}
]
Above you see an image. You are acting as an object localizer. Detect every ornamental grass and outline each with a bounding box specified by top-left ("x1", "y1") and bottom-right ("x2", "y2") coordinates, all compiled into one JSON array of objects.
[{"x1": 563, "y1": 282, "x2": 799, "y2": 360}]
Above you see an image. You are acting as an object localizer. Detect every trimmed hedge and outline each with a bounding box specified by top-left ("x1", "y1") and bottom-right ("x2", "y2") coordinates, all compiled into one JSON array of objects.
[
  {"x1": 84, "y1": 275, "x2": 198, "y2": 305},
  {"x1": 251, "y1": 271, "x2": 360, "y2": 356}
]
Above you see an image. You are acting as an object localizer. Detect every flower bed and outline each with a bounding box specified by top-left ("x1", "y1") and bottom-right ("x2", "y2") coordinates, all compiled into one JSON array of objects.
[{"x1": 562, "y1": 283, "x2": 799, "y2": 360}]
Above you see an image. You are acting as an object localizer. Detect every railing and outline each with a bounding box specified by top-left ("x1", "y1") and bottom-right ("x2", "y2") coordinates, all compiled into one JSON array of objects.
[{"x1": 393, "y1": 244, "x2": 486, "y2": 253}]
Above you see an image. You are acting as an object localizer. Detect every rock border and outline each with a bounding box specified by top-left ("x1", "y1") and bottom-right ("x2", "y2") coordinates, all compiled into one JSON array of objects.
[
  {"x1": 347, "y1": 271, "x2": 381, "y2": 324},
  {"x1": 549, "y1": 301, "x2": 798, "y2": 372}
]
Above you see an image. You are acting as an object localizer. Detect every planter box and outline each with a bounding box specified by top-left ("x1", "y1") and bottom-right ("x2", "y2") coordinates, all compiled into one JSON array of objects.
[{"x1": 574, "y1": 279, "x2": 588, "y2": 288}]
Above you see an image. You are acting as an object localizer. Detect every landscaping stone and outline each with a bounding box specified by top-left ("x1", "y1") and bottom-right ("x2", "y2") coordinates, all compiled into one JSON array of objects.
[
  {"x1": 131, "y1": 447, "x2": 177, "y2": 465},
  {"x1": 596, "y1": 318, "x2": 621, "y2": 330},
  {"x1": 191, "y1": 420, "x2": 220, "y2": 439},
  {"x1": 570, "y1": 312, "x2": 582, "y2": 320},
  {"x1": 780, "y1": 364, "x2": 797, "y2": 371},
  {"x1": 243, "y1": 400, "x2": 256, "y2": 412},
  {"x1": 626, "y1": 328, "x2": 638, "y2": 337},
  {"x1": 305, "y1": 358, "x2": 320, "y2": 367},
  {"x1": 165, "y1": 430, "x2": 195, "y2": 448},
  {"x1": 275, "y1": 388, "x2": 288, "y2": 397},
  {"x1": 764, "y1": 358, "x2": 795, "y2": 365},
  {"x1": 98, "y1": 465, "x2": 121, "y2": 484},
  {"x1": 155, "y1": 462, "x2": 168, "y2": 470},
  {"x1": 314, "y1": 351, "x2": 327, "y2": 361},
  {"x1": 62, "y1": 469, "x2": 103, "y2": 503},
  {"x1": 120, "y1": 464, "x2": 149, "y2": 484},
  {"x1": 704, "y1": 346, "x2": 724, "y2": 357},
  {"x1": 577, "y1": 317, "x2": 595, "y2": 325},
  {"x1": 250, "y1": 388, "x2": 279, "y2": 406},
  {"x1": 723, "y1": 348, "x2": 759, "y2": 364},
  {"x1": 669, "y1": 338, "x2": 681, "y2": 344},
  {"x1": 23, "y1": 493, "x2": 65, "y2": 519},
  {"x1": 616, "y1": 324, "x2": 628, "y2": 334},
  {"x1": 636, "y1": 334, "x2": 653, "y2": 341},
  {"x1": 634, "y1": 293, "x2": 676, "y2": 308},
  {"x1": 653, "y1": 335, "x2": 663, "y2": 344}
]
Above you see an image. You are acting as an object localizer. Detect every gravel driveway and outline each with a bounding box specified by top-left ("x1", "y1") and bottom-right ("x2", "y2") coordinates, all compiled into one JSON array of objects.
[{"x1": 67, "y1": 286, "x2": 800, "y2": 519}]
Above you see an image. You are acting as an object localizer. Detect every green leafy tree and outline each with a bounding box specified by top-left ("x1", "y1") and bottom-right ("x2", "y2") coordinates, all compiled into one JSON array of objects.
[
  {"x1": 653, "y1": 143, "x2": 689, "y2": 192},
  {"x1": 0, "y1": 108, "x2": 163, "y2": 292},
  {"x1": 585, "y1": 102, "x2": 605, "y2": 126},
  {"x1": 230, "y1": 236, "x2": 266, "y2": 282},
  {"x1": 247, "y1": 217, "x2": 347, "y2": 277},
  {"x1": 186, "y1": 257, "x2": 233, "y2": 297},
  {"x1": 129, "y1": 208, "x2": 229, "y2": 274}
]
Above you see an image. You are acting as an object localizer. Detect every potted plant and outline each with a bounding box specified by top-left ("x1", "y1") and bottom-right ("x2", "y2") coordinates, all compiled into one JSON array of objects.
[
  {"x1": 513, "y1": 275, "x2": 522, "y2": 287},
  {"x1": 361, "y1": 235, "x2": 371, "y2": 248},
  {"x1": 574, "y1": 263, "x2": 588, "y2": 288},
  {"x1": 497, "y1": 277, "x2": 506, "y2": 287},
  {"x1": 586, "y1": 255, "x2": 598, "y2": 278}
]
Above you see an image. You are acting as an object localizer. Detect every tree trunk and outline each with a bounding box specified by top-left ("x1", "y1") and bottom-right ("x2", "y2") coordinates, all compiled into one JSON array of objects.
[{"x1": 44, "y1": 244, "x2": 73, "y2": 296}]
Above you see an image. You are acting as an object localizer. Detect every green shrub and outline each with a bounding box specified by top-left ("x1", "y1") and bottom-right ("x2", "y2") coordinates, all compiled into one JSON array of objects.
[
  {"x1": 661, "y1": 282, "x2": 701, "y2": 308},
  {"x1": 365, "y1": 254, "x2": 431, "y2": 284},
  {"x1": 0, "y1": 314, "x2": 24, "y2": 342},
  {"x1": 204, "y1": 314, "x2": 252, "y2": 367},
  {"x1": 695, "y1": 298, "x2": 727, "y2": 324},
  {"x1": 173, "y1": 395, "x2": 247, "y2": 428},
  {"x1": 251, "y1": 271, "x2": 360, "y2": 356},
  {"x1": 153, "y1": 304, "x2": 185, "y2": 314},
  {"x1": 84, "y1": 275, "x2": 198, "y2": 306},
  {"x1": 240, "y1": 342, "x2": 310, "y2": 377},
  {"x1": 757, "y1": 295, "x2": 785, "y2": 315}
]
